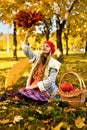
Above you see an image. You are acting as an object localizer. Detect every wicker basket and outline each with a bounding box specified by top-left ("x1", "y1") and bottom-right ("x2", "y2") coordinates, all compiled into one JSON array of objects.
[{"x1": 58, "y1": 72, "x2": 87, "y2": 108}]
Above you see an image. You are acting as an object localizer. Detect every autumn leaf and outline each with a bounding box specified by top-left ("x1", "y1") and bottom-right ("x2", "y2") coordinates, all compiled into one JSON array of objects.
[
  {"x1": 0, "y1": 119, "x2": 10, "y2": 124},
  {"x1": 1, "y1": 106, "x2": 7, "y2": 110},
  {"x1": 75, "y1": 116, "x2": 85, "y2": 128},
  {"x1": 13, "y1": 115, "x2": 23, "y2": 123},
  {"x1": 42, "y1": 118, "x2": 52, "y2": 124},
  {"x1": 28, "y1": 116, "x2": 35, "y2": 121},
  {"x1": 36, "y1": 109, "x2": 42, "y2": 114},
  {"x1": 15, "y1": 8, "x2": 45, "y2": 28},
  {"x1": 53, "y1": 121, "x2": 64, "y2": 130}
]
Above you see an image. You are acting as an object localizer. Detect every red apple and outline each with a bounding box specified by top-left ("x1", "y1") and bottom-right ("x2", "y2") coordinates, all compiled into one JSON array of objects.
[
  {"x1": 70, "y1": 88, "x2": 79, "y2": 93},
  {"x1": 60, "y1": 82, "x2": 73, "y2": 92}
]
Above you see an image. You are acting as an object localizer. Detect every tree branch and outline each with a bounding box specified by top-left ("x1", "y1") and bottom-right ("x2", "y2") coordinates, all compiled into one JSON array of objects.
[
  {"x1": 68, "y1": 0, "x2": 78, "y2": 13},
  {"x1": 64, "y1": 0, "x2": 78, "y2": 20}
]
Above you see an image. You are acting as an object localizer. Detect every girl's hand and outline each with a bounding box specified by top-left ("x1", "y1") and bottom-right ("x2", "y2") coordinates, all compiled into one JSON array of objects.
[
  {"x1": 25, "y1": 25, "x2": 35, "y2": 38},
  {"x1": 24, "y1": 25, "x2": 35, "y2": 44},
  {"x1": 26, "y1": 86, "x2": 33, "y2": 89},
  {"x1": 26, "y1": 84, "x2": 38, "y2": 89}
]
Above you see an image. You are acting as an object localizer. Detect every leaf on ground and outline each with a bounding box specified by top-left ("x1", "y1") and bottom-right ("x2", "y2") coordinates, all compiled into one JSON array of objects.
[
  {"x1": 1, "y1": 106, "x2": 7, "y2": 110},
  {"x1": 28, "y1": 116, "x2": 35, "y2": 121},
  {"x1": 0, "y1": 119, "x2": 10, "y2": 124},
  {"x1": 42, "y1": 118, "x2": 52, "y2": 124},
  {"x1": 75, "y1": 116, "x2": 85, "y2": 128},
  {"x1": 36, "y1": 109, "x2": 42, "y2": 114},
  {"x1": 64, "y1": 107, "x2": 76, "y2": 112},
  {"x1": 53, "y1": 121, "x2": 64, "y2": 130},
  {"x1": 13, "y1": 115, "x2": 23, "y2": 123}
]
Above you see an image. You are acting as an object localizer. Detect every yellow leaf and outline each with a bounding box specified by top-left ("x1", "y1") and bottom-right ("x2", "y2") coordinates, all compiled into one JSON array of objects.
[
  {"x1": 75, "y1": 116, "x2": 85, "y2": 128},
  {"x1": 2, "y1": 106, "x2": 7, "y2": 110},
  {"x1": 0, "y1": 119, "x2": 10, "y2": 124},
  {"x1": 53, "y1": 121, "x2": 64, "y2": 130},
  {"x1": 36, "y1": 109, "x2": 42, "y2": 114},
  {"x1": 5, "y1": 58, "x2": 32, "y2": 89},
  {"x1": 13, "y1": 115, "x2": 23, "y2": 123},
  {"x1": 28, "y1": 116, "x2": 35, "y2": 121}
]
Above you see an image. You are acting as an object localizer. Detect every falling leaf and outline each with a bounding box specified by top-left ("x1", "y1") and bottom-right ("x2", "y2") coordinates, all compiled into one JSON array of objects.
[
  {"x1": 13, "y1": 115, "x2": 23, "y2": 123},
  {"x1": 75, "y1": 116, "x2": 85, "y2": 128},
  {"x1": 53, "y1": 121, "x2": 64, "y2": 130}
]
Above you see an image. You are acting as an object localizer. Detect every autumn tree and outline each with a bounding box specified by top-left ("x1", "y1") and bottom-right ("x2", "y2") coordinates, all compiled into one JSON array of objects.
[
  {"x1": 0, "y1": 0, "x2": 27, "y2": 60},
  {"x1": 29, "y1": 0, "x2": 78, "y2": 62},
  {"x1": 38, "y1": 18, "x2": 53, "y2": 41},
  {"x1": 63, "y1": 23, "x2": 70, "y2": 55},
  {"x1": 63, "y1": 0, "x2": 87, "y2": 55},
  {"x1": 0, "y1": 0, "x2": 87, "y2": 60}
]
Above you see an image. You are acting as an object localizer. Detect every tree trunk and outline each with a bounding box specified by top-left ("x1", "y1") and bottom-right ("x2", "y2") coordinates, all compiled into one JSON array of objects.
[
  {"x1": 6, "y1": 25, "x2": 10, "y2": 52},
  {"x1": 56, "y1": 16, "x2": 63, "y2": 52},
  {"x1": 64, "y1": 25, "x2": 70, "y2": 55},
  {"x1": 56, "y1": 15, "x2": 66, "y2": 63},
  {"x1": 66, "y1": 38, "x2": 68, "y2": 55},
  {"x1": 13, "y1": 20, "x2": 17, "y2": 60},
  {"x1": 64, "y1": 33, "x2": 69, "y2": 55},
  {"x1": 55, "y1": 0, "x2": 78, "y2": 62},
  {"x1": 85, "y1": 41, "x2": 87, "y2": 54},
  {"x1": 46, "y1": 28, "x2": 50, "y2": 41}
]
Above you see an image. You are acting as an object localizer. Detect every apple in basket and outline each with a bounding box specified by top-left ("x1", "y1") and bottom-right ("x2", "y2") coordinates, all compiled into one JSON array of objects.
[
  {"x1": 60, "y1": 82, "x2": 73, "y2": 92},
  {"x1": 70, "y1": 88, "x2": 79, "y2": 93}
]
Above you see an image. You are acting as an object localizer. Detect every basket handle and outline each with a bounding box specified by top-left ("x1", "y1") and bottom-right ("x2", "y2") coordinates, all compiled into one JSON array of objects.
[{"x1": 59, "y1": 72, "x2": 86, "y2": 90}]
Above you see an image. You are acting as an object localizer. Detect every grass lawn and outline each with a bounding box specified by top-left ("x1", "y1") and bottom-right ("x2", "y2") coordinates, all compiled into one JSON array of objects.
[{"x1": 0, "y1": 51, "x2": 87, "y2": 130}]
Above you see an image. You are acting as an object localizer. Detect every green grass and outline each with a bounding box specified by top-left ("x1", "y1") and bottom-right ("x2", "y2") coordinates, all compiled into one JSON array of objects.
[{"x1": 0, "y1": 51, "x2": 87, "y2": 130}]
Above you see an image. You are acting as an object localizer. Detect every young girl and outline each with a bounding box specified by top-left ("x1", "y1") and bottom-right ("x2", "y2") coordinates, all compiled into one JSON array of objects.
[{"x1": 0, "y1": 28, "x2": 61, "y2": 104}]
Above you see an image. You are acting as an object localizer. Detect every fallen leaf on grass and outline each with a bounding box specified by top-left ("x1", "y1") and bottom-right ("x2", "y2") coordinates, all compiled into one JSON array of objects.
[
  {"x1": 75, "y1": 116, "x2": 85, "y2": 128},
  {"x1": 42, "y1": 118, "x2": 52, "y2": 124},
  {"x1": 53, "y1": 121, "x2": 63, "y2": 130},
  {"x1": 13, "y1": 115, "x2": 23, "y2": 123},
  {"x1": 0, "y1": 119, "x2": 10, "y2": 124},
  {"x1": 64, "y1": 107, "x2": 76, "y2": 112},
  {"x1": 36, "y1": 109, "x2": 42, "y2": 114},
  {"x1": 1, "y1": 106, "x2": 7, "y2": 110},
  {"x1": 28, "y1": 116, "x2": 35, "y2": 121}
]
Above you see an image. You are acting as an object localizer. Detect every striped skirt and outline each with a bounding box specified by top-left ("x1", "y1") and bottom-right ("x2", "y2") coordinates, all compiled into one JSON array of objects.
[{"x1": 19, "y1": 88, "x2": 50, "y2": 101}]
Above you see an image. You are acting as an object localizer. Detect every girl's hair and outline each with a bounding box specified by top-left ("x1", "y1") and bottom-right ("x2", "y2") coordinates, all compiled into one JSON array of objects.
[{"x1": 30, "y1": 52, "x2": 51, "y2": 83}]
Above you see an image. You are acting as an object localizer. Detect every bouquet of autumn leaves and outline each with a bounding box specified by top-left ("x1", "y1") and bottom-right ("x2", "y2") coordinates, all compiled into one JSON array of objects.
[{"x1": 15, "y1": 8, "x2": 45, "y2": 28}]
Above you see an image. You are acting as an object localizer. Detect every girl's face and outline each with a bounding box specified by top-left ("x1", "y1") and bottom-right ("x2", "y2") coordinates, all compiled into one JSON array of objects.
[{"x1": 41, "y1": 43, "x2": 51, "y2": 55}]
